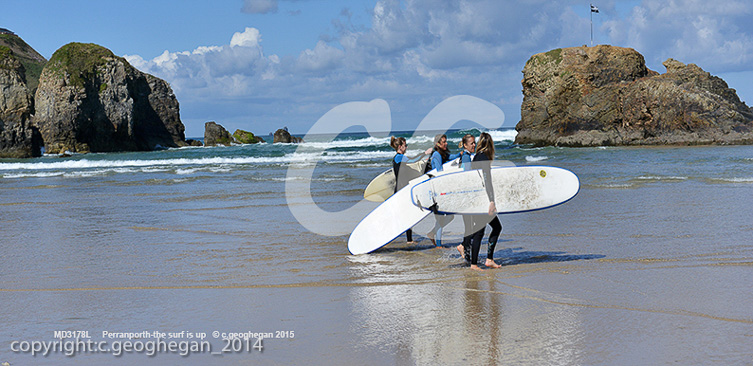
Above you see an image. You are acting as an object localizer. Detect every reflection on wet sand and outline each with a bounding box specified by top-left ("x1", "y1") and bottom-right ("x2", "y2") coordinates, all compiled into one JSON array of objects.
[
  {"x1": 349, "y1": 272, "x2": 583, "y2": 365},
  {"x1": 345, "y1": 229, "x2": 753, "y2": 364}
]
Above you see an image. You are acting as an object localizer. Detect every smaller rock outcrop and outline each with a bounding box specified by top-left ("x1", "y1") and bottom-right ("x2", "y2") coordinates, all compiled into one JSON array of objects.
[
  {"x1": 204, "y1": 121, "x2": 233, "y2": 146},
  {"x1": 233, "y1": 129, "x2": 264, "y2": 144},
  {"x1": 204, "y1": 123, "x2": 267, "y2": 146},
  {"x1": 185, "y1": 139, "x2": 203, "y2": 147},
  {"x1": 273, "y1": 128, "x2": 302, "y2": 143}
]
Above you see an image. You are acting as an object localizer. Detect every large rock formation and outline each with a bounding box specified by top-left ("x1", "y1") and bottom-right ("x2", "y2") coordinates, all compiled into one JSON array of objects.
[
  {"x1": 515, "y1": 45, "x2": 753, "y2": 146},
  {"x1": 33, "y1": 42, "x2": 187, "y2": 153},
  {"x1": 0, "y1": 46, "x2": 41, "y2": 158}
]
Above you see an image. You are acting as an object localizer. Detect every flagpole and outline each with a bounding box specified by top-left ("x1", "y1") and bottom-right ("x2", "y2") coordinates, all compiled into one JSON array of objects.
[{"x1": 590, "y1": 7, "x2": 593, "y2": 46}]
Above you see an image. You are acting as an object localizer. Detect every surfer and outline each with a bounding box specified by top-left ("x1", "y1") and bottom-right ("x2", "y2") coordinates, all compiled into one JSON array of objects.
[
  {"x1": 458, "y1": 134, "x2": 475, "y2": 170},
  {"x1": 467, "y1": 132, "x2": 503, "y2": 270},
  {"x1": 390, "y1": 136, "x2": 433, "y2": 244},
  {"x1": 427, "y1": 134, "x2": 461, "y2": 246},
  {"x1": 457, "y1": 134, "x2": 476, "y2": 261}
]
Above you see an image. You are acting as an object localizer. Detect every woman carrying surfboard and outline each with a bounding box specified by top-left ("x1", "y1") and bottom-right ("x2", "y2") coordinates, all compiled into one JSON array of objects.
[
  {"x1": 466, "y1": 132, "x2": 503, "y2": 270},
  {"x1": 427, "y1": 134, "x2": 461, "y2": 246},
  {"x1": 390, "y1": 136, "x2": 432, "y2": 244}
]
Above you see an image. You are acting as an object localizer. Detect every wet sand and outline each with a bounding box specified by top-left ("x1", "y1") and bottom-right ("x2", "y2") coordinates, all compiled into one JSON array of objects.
[{"x1": 2, "y1": 145, "x2": 753, "y2": 365}]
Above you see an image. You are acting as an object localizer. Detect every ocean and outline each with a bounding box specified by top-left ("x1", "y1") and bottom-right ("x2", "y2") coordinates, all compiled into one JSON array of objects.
[{"x1": 1, "y1": 128, "x2": 752, "y2": 365}]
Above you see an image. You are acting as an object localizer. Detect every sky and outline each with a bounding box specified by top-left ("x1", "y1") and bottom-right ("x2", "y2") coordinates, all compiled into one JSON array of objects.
[{"x1": 3, "y1": 0, "x2": 753, "y2": 137}]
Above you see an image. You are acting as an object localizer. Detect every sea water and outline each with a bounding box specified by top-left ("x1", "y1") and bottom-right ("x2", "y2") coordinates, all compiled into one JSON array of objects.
[{"x1": 1, "y1": 128, "x2": 752, "y2": 365}]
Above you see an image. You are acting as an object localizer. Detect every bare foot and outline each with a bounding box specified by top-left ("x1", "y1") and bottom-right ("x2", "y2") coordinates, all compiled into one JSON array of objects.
[
  {"x1": 470, "y1": 264, "x2": 485, "y2": 272},
  {"x1": 407, "y1": 241, "x2": 416, "y2": 245},
  {"x1": 485, "y1": 259, "x2": 501, "y2": 268},
  {"x1": 427, "y1": 232, "x2": 436, "y2": 246},
  {"x1": 456, "y1": 244, "x2": 464, "y2": 257}
]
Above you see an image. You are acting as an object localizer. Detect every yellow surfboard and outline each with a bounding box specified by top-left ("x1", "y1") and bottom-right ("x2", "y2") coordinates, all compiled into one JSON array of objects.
[{"x1": 363, "y1": 160, "x2": 428, "y2": 202}]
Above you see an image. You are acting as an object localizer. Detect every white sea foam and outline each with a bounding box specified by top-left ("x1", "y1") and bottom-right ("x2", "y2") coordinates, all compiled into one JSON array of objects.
[
  {"x1": 3, "y1": 168, "x2": 143, "y2": 179},
  {"x1": 276, "y1": 176, "x2": 346, "y2": 182},
  {"x1": 0, "y1": 150, "x2": 402, "y2": 179},
  {"x1": 0, "y1": 130, "x2": 516, "y2": 179},
  {"x1": 0, "y1": 150, "x2": 399, "y2": 172},
  {"x1": 487, "y1": 129, "x2": 518, "y2": 142},
  {"x1": 525, "y1": 156, "x2": 549, "y2": 162},
  {"x1": 298, "y1": 134, "x2": 437, "y2": 150},
  {"x1": 3, "y1": 171, "x2": 66, "y2": 179},
  {"x1": 406, "y1": 135, "x2": 435, "y2": 144},
  {"x1": 299, "y1": 136, "x2": 390, "y2": 150},
  {"x1": 636, "y1": 176, "x2": 688, "y2": 181},
  {"x1": 714, "y1": 177, "x2": 753, "y2": 183},
  {"x1": 590, "y1": 183, "x2": 636, "y2": 189},
  {"x1": 292, "y1": 130, "x2": 514, "y2": 150}
]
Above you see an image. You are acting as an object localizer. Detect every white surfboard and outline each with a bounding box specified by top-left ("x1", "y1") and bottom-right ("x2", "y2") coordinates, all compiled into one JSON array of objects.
[
  {"x1": 349, "y1": 160, "x2": 461, "y2": 255},
  {"x1": 363, "y1": 160, "x2": 428, "y2": 202},
  {"x1": 410, "y1": 166, "x2": 579, "y2": 215}
]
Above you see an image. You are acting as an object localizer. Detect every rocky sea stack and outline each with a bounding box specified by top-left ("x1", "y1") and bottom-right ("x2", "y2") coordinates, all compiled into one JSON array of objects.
[
  {"x1": 203, "y1": 122, "x2": 265, "y2": 146},
  {"x1": 0, "y1": 46, "x2": 42, "y2": 158},
  {"x1": 515, "y1": 45, "x2": 753, "y2": 146},
  {"x1": 233, "y1": 129, "x2": 264, "y2": 144},
  {"x1": 33, "y1": 42, "x2": 187, "y2": 154},
  {"x1": 203, "y1": 121, "x2": 233, "y2": 146},
  {"x1": 273, "y1": 128, "x2": 302, "y2": 143}
]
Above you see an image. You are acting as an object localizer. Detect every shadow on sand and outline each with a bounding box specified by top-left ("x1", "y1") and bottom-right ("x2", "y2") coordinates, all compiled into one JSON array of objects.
[{"x1": 377, "y1": 239, "x2": 605, "y2": 267}]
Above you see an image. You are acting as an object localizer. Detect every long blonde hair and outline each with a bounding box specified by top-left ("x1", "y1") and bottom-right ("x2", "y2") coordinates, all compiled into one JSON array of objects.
[
  {"x1": 476, "y1": 132, "x2": 495, "y2": 160},
  {"x1": 459, "y1": 134, "x2": 474, "y2": 149}
]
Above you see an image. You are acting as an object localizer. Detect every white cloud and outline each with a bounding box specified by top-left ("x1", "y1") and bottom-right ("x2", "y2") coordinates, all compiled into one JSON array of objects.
[
  {"x1": 230, "y1": 27, "x2": 261, "y2": 48},
  {"x1": 296, "y1": 41, "x2": 345, "y2": 72},
  {"x1": 607, "y1": 0, "x2": 753, "y2": 71},
  {"x1": 126, "y1": 26, "x2": 273, "y2": 97},
  {"x1": 126, "y1": 0, "x2": 753, "y2": 136}
]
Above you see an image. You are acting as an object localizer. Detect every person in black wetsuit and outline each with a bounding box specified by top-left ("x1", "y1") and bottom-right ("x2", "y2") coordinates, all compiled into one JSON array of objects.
[
  {"x1": 457, "y1": 134, "x2": 476, "y2": 260},
  {"x1": 466, "y1": 132, "x2": 502, "y2": 271},
  {"x1": 390, "y1": 136, "x2": 432, "y2": 244}
]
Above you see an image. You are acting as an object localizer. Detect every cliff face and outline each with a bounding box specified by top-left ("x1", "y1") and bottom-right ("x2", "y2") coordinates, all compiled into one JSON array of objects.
[
  {"x1": 33, "y1": 43, "x2": 186, "y2": 153},
  {"x1": 0, "y1": 32, "x2": 47, "y2": 93},
  {"x1": 515, "y1": 45, "x2": 753, "y2": 146},
  {"x1": 0, "y1": 46, "x2": 41, "y2": 158}
]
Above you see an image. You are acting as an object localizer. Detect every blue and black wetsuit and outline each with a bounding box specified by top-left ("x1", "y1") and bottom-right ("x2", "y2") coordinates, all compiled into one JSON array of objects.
[
  {"x1": 393, "y1": 152, "x2": 426, "y2": 242},
  {"x1": 459, "y1": 148, "x2": 473, "y2": 170},
  {"x1": 427, "y1": 149, "x2": 461, "y2": 245},
  {"x1": 430, "y1": 150, "x2": 461, "y2": 173},
  {"x1": 393, "y1": 153, "x2": 425, "y2": 193}
]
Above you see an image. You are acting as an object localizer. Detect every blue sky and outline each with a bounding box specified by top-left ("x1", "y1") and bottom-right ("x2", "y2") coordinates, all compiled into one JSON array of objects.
[{"x1": 4, "y1": 0, "x2": 753, "y2": 137}]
